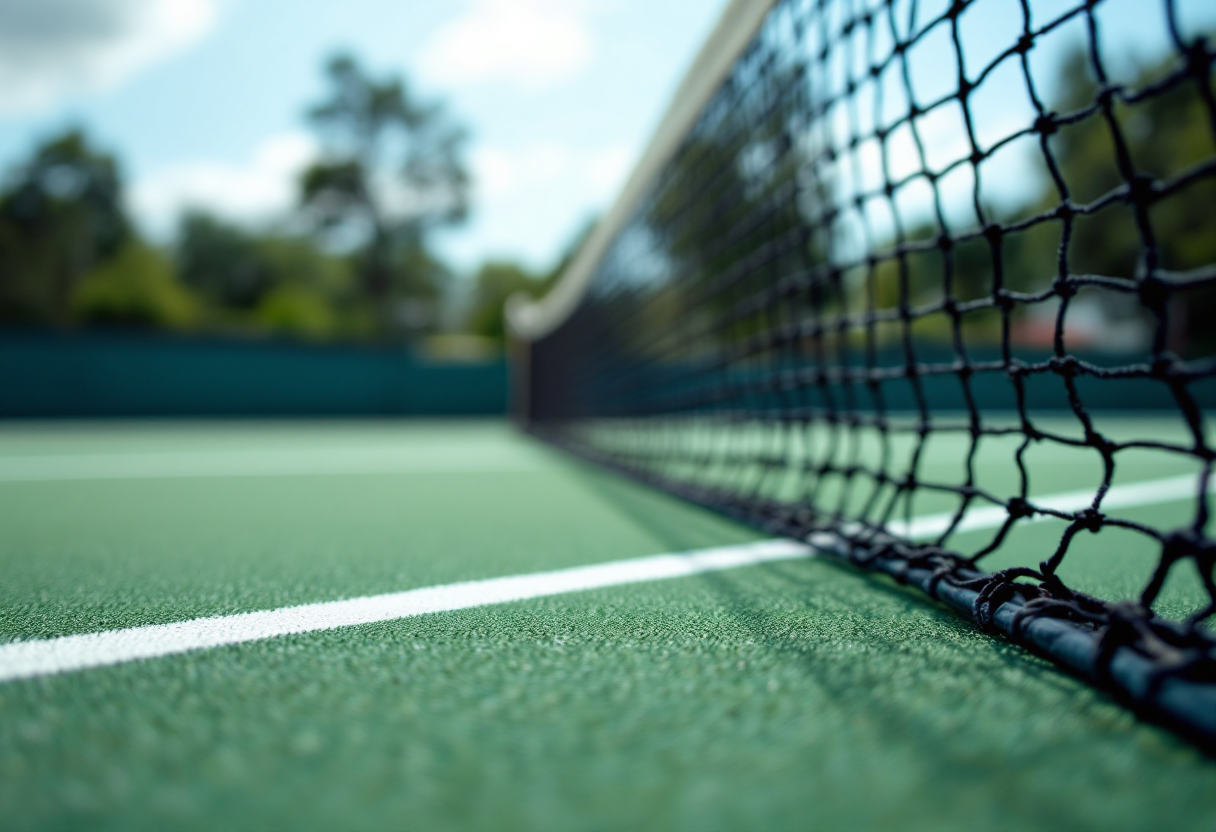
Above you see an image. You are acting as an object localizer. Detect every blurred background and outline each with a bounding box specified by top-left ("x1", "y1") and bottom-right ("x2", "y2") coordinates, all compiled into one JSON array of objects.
[
  {"x1": 0, "y1": 0, "x2": 727, "y2": 417},
  {"x1": 1, "y1": 0, "x2": 1213, "y2": 417}
]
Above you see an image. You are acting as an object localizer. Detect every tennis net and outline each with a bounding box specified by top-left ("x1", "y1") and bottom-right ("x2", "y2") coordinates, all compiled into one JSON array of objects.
[{"x1": 509, "y1": 0, "x2": 1216, "y2": 747}]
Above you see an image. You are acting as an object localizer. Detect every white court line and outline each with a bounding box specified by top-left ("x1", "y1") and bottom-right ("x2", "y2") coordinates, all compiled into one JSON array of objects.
[
  {"x1": 0, "y1": 540, "x2": 813, "y2": 683},
  {"x1": 0, "y1": 448, "x2": 543, "y2": 482},
  {"x1": 0, "y1": 473, "x2": 1206, "y2": 683},
  {"x1": 891, "y1": 473, "x2": 1210, "y2": 541}
]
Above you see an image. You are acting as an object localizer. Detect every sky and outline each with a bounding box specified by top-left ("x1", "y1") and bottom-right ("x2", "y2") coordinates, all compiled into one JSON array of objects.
[
  {"x1": 0, "y1": 0, "x2": 730, "y2": 274},
  {"x1": 0, "y1": 0, "x2": 1211, "y2": 278}
]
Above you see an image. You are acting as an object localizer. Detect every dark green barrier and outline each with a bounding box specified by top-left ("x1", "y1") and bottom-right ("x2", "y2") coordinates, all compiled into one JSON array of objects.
[{"x1": 0, "y1": 330, "x2": 508, "y2": 418}]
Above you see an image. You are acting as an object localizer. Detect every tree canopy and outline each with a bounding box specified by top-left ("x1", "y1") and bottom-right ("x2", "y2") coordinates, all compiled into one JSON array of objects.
[
  {"x1": 300, "y1": 53, "x2": 470, "y2": 335},
  {"x1": 0, "y1": 129, "x2": 131, "y2": 325}
]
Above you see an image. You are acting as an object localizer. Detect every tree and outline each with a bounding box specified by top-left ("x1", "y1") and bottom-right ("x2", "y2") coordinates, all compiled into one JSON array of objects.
[
  {"x1": 299, "y1": 53, "x2": 469, "y2": 336},
  {"x1": 1000, "y1": 46, "x2": 1216, "y2": 356},
  {"x1": 72, "y1": 243, "x2": 197, "y2": 329},
  {"x1": 0, "y1": 129, "x2": 131, "y2": 325},
  {"x1": 175, "y1": 211, "x2": 266, "y2": 310},
  {"x1": 174, "y1": 209, "x2": 362, "y2": 339},
  {"x1": 874, "y1": 44, "x2": 1216, "y2": 355},
  {"x1": 467, "y1": 261, "x2": 547, "y2": 344}
]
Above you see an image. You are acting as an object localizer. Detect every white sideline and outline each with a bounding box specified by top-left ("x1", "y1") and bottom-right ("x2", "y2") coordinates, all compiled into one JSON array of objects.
[
  {"x1": 890, "y1": 473, "x2": 1206, "y2": 541},
  {"x1": 0, "y1": 540, "x2": 813, "y2": 683},
  {"x1": 0, "y1": 448, "x2": 542, "y2": 482},
  {"x1": 0, "y1": 473, "x2": 1206, "y2": 683}
]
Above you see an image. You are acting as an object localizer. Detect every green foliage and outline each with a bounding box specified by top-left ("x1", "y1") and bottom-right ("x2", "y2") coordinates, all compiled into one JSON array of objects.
[
  {"x1": 0, "y1": 58, "x2": 477, "y2": 345},
  {"x1": 178, "y1": 212, "x2": 354, "y2": 307},
  {"x1": 468, "y1": 261, "x2": 548, "y2": 343},
  {"x1": 72, "y1": 243, "x2": 198, "y2": 329},
  {"x1": 0, "y1": 129, "x2": 131, "y2": 325},
  {"x1": 256, "y1": 234, "x2": 355, "y2": 302},
  {"x1": 254, "y1": 285, "x2": 337, "y2": 339},
  {"x1": 870, "y1": 44, "x2": 1216, "y2": 356},
  {"x1": 176, "y1": 211, "x2": 266, "y2": 309},
  {"x1": 174, "y1": 210, "x2": 365, "y2": 338},
  {"x1": 1022, "y1": 46, "x2": 1216, "y2": 355}
]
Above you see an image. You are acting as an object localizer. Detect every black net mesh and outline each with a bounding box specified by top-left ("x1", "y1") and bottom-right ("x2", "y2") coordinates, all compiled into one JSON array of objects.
[{"x1": 523, "y1": 0, "x2": 1216, "y2": 744}]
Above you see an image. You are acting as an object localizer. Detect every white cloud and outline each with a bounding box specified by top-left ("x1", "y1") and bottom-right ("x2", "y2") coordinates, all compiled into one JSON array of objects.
[
  {"x1": 0, "y1": 0, "x2": 216, "y2": 115},
  {"x1": 472, "y1": 143, "x2": 573, "y2": 201},
  {"x1": 585, "y1": 145, "x2": 632, "y2": 201},
  {"x1": 470, "y1": 140, "x2": 630, "y2": 205},
  {"x1": 434, "y1": 139, "x2": 630, "y2": 270},
  {"x1": 130, "y1": 132, "x2": 317, "y2": 238},
  {"x1": 417, "y1": 0, "x2": 594, "y2": 93},
  {"x1": 132, "y1": 135, "x2": 632, "y2": 253}
]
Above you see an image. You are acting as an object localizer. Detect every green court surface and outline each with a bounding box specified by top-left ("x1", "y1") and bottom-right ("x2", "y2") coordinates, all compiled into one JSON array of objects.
[{"x1": 0, "y1": 420, "x2": 1213, "y2": 831}]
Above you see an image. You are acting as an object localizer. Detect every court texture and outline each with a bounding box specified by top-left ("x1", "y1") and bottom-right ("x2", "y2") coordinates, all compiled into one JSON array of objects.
[{"x1": 1, "y1": 418, "x2": 1213, "y2": 831}]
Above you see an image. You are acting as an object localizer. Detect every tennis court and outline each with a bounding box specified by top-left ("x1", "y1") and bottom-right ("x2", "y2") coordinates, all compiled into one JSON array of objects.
[
  {"x1": 0, "y1": 419, "x2": 1212, "y2": 830},
  {"x1": 4, "y1": 0, "x2": 1216, "y2": 826}
]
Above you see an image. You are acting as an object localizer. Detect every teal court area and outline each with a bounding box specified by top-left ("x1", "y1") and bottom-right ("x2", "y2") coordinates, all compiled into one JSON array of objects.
[{"x1": 1, "y1": 420, "x2": 1213, "y2": 831}]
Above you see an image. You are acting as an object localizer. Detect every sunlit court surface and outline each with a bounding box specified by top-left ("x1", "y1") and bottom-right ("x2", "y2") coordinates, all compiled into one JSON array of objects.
[
  {"x1": 0, "y1": 419, "x2": 1211, "y2": 830},
  {"x1": 2, "y1": 0, "x2": 1216, "y2": 827}
]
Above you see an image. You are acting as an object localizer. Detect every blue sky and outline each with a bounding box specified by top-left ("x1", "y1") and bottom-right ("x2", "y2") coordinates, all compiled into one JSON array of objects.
[
  {"x1": 0, "y1": 0, "x2": 730, "y2": 273},
  {"x1": 0, "y1": 0, "x2": 1211, "y2": 277}
]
